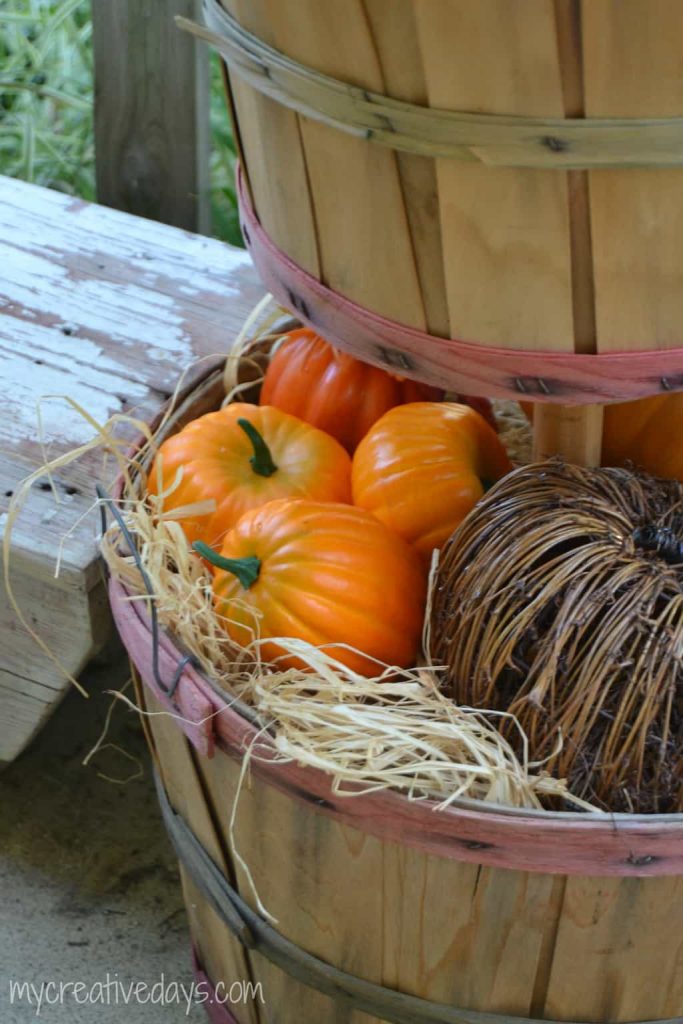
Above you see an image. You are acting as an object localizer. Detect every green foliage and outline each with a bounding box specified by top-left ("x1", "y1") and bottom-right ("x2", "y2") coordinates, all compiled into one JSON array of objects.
[
  {"x1": 209, "y1": 51, "x2": 242, "y2": 247},
  {"x1": 0, "y1": 0, "x2": 242, "y2": 245},
  {"x1": 0, "y1": 0, "x2": 95, "y2": 198}
]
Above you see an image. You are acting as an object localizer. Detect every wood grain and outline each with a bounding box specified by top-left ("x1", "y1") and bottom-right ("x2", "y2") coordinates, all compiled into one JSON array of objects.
[
  {"x1": 363, "y1": 0, "x2": 449, "y2": 338},
  {"x1": 92, "y1": 0, "x2": 210, "y2": 232},
  {"x1": 239, "y1": 175, "x2": 683, "y2": 405},
  {"x1": 542, "y1": 874, "x2": 683, "y2": 1020},
  {"x1": 378, "y1": 847, "x2": 566, "y2": 1016},
  {"x1": 220, "y1": 0, "x2": 321, "y2": 278},
  {"x1": 0, "y1": 175, "x2": 261, "y2": 762},
  {"x1": 414, "y1": 0, "x2": 574, "y2": 351},
  {"x1": 584, "y1": 1, "x2": 683, "y2": 353},
  {"x1": 532, "y1": 404, "x2": 603, "y2": 464}
]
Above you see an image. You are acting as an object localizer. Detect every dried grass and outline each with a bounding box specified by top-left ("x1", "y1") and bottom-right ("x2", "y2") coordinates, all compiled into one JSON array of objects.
[
  {"x1": 102, "y1": 477, "x2": 587, "y2": 811},
  {"x1": 2, "y1": 297, "x2": 595, "y2": 812},
  {"x1": 97, "y1": 311, "x2": 591, "y2": 813}
]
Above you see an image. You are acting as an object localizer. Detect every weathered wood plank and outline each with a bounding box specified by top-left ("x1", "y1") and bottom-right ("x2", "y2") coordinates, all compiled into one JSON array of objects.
[
  {"x1": 0, "y1": 175, "x2": 260, "y2": 566},
  {"x1": 92, "y1": 0, "x2": 210, "y2": 232},
  {"x1": 0, "y1": 176, "x2": 262, "y2": 761}
]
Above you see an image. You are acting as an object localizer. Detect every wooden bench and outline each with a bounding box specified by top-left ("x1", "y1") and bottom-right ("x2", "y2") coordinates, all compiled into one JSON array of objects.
[{"x1": 0, "y1": 175, "x2": 262, "y2": 762}]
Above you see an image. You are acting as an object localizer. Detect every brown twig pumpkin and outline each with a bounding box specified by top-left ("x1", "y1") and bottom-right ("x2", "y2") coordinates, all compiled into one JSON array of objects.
[{"x1": 431, "y1": 460, "x2": 683, "y2": 813}]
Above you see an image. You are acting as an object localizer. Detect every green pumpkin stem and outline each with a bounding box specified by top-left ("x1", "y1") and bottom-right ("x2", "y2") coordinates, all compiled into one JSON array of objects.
[
  {"x1": 238, "y1": 417, "x2": 278, "y2": 477},
  {"x1": 193, "y1": 541, "x2": 261, "y2": 590}
]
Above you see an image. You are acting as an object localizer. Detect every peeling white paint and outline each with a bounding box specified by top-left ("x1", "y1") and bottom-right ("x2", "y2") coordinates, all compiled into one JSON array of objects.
[
  {"x1": 0, "y1": 315, "x2": 149, "y2": 385},
  {"x1": 0, "y1": 175, "x2": 250, "y2": 298},
  {"x1": 0, "y1": 174, "x2": 260, "y2": 473},
  {"x1": 0, "y1": 350, "x2": 145, "y2": 446},
  {"x1": 1, "y1": 244, "x2": 195, "y2": 362}
]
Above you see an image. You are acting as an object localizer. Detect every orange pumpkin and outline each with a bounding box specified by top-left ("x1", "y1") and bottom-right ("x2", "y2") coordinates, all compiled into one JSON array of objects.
[
  {"x1": 601, "y1": 394, "x2": 683, "y2": 480},
  {"x1": 148, "y1": 403, "x2": 351, "y2": 546},
  {"x1": 260, "y1": 329, "x2": 443, "y2": 452},
  {"x1": 194, "y1": 498, "x2": 427, "y2": 676},
  {"x1": 353, "y1": 403, "x2": 512, "y2": 564},
  {"x1": 522, "y1": 396, "x2": 683, "y2": 480}
]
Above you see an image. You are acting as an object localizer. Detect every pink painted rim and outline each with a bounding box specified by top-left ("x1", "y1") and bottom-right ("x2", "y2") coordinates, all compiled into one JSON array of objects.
[
  {"x1": 110, "y1": 573, "x2": 683, "y2": 878},
  {"x1": 237, "y1": 164, "x2": 683, "y2": 405},
  {"x1": 191, "y1": 945, "x2": 241, "y2": 1024}
]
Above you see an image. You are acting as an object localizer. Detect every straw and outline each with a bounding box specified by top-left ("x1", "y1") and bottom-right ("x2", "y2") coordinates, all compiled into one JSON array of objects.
[{"x1": 4, "y1": 296, "x2": 592, "y2": 813}]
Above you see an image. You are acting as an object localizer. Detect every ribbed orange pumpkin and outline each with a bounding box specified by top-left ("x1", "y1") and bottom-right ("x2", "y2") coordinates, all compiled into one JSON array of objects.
[
  {"x1": 195, "y1": 498, "x2": 427, "y2": 676},
  {"x1": 522, "y1": 396, "x2": 683, "y2": 481},
  {"x1": 148, "y1": 403, "x2": 351, "y2": 547},
  {"x1": 601, "y1": 394, "x2": 683, "y2": 480},
  {"x1": 353, "y1": 403, "x2": 512, "y2": 565},
  {"x1": 260, "y1": 328, "x2": 443, "y2": 452}
]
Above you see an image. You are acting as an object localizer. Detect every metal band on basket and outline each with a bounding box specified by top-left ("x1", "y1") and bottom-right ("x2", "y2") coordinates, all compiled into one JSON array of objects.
[
  {"x1": 176, "y1": 1, "x2": 683, "y2": 170},
  {"x1": 97, "y1": 484, "x2": 197, "y2": 700},
  {"x1": 154, "y1": 773, "x2": 678, "y2": 1024}
]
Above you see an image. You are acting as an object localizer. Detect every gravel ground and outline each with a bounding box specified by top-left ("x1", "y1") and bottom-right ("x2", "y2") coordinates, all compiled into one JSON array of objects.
[{"x1": 0, "y1": 653, "x2": 205, "y2": 1023}]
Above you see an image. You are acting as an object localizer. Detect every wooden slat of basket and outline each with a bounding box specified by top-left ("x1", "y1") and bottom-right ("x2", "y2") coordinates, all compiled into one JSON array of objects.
[
  {"x1": 220, "y1": 0, "x2": 321, "y2": 278},
  {"x1": 185, "y1": 3, "x2": 683, "y2": 169},
  {"x1": 414, "y1": 1, "x2": 575, "y2": 354},
  {"x1": 195, "y1": 739, "x2": 388, "y2": 1024},
  {"x1": 143, "y1": 687, "x2": 262, "y2": 1024},
  {"x1": 541, "y1": 873, "x2": 683, "y2": 1020},
  {"x1": 533, "y1": 0, "x2": 603, "y2": 465},
  {"x1": 254, "y1": 0, "x2": 426, "y2": 330},
  {"x1": 381, "y1": 847, "x2": 563, "y2": 1017},
  {"x1": 585, "y1": 1, "x2": 683, "y2": 353},
  {"x1": 463, "y1": 869, "x2": 564, "y2": 1014},
  {"x1": 363, "y1": 0, "x2": 449, "y2": 338}
]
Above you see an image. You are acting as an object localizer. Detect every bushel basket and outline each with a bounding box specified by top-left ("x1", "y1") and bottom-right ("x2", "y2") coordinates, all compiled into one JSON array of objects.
[
  {"x1": 102, "y1": 351, "x2": 683, "y2": 1024},
  {"x1": 179, "y1": 0, "x2": 683, "y2": 413}
]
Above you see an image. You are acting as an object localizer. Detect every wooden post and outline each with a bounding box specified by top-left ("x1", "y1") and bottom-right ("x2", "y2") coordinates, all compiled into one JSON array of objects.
[
  {"x1": 92, "y1": 0, "x2": 210, "y2": 234},
  {"x1": 532, "y1": 403, "x2": 604, "y2": 465}
]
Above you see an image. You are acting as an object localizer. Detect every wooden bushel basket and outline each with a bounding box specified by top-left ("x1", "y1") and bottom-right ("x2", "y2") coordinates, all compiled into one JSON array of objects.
[
  {"x1": 104, "y1": 364, "x2": 683, "y2": 1024},
  {"x1": 179, "y1": 0, "x2": 683, "y2": 467},
  {"x1": 125, "y1": 3, "x2": 683, "y2": 1016}
]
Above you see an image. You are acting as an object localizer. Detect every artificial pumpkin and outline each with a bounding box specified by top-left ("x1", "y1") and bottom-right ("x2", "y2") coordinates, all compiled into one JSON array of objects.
[
  {"x1": 431, "y1": 461, "x2": 683, "y2": 813},
  {"x1": 148, "y1": 403, "x2": 351, "y2": 547},
  {"x1": 521, "y1": 395, "x2": 683, "y2": 481},
  {"x1": 353, "y1": 402, "x2": 512, "y2": 564},
  {"x1": 260, "y1": 329, "x2": 443, "y2": 452},
  {"x1": 601, "y1": 394, "x2": 683, "y2": 481},
  {"x1": 194, "y1": 498, "x2": 427, "y2": 676}
]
